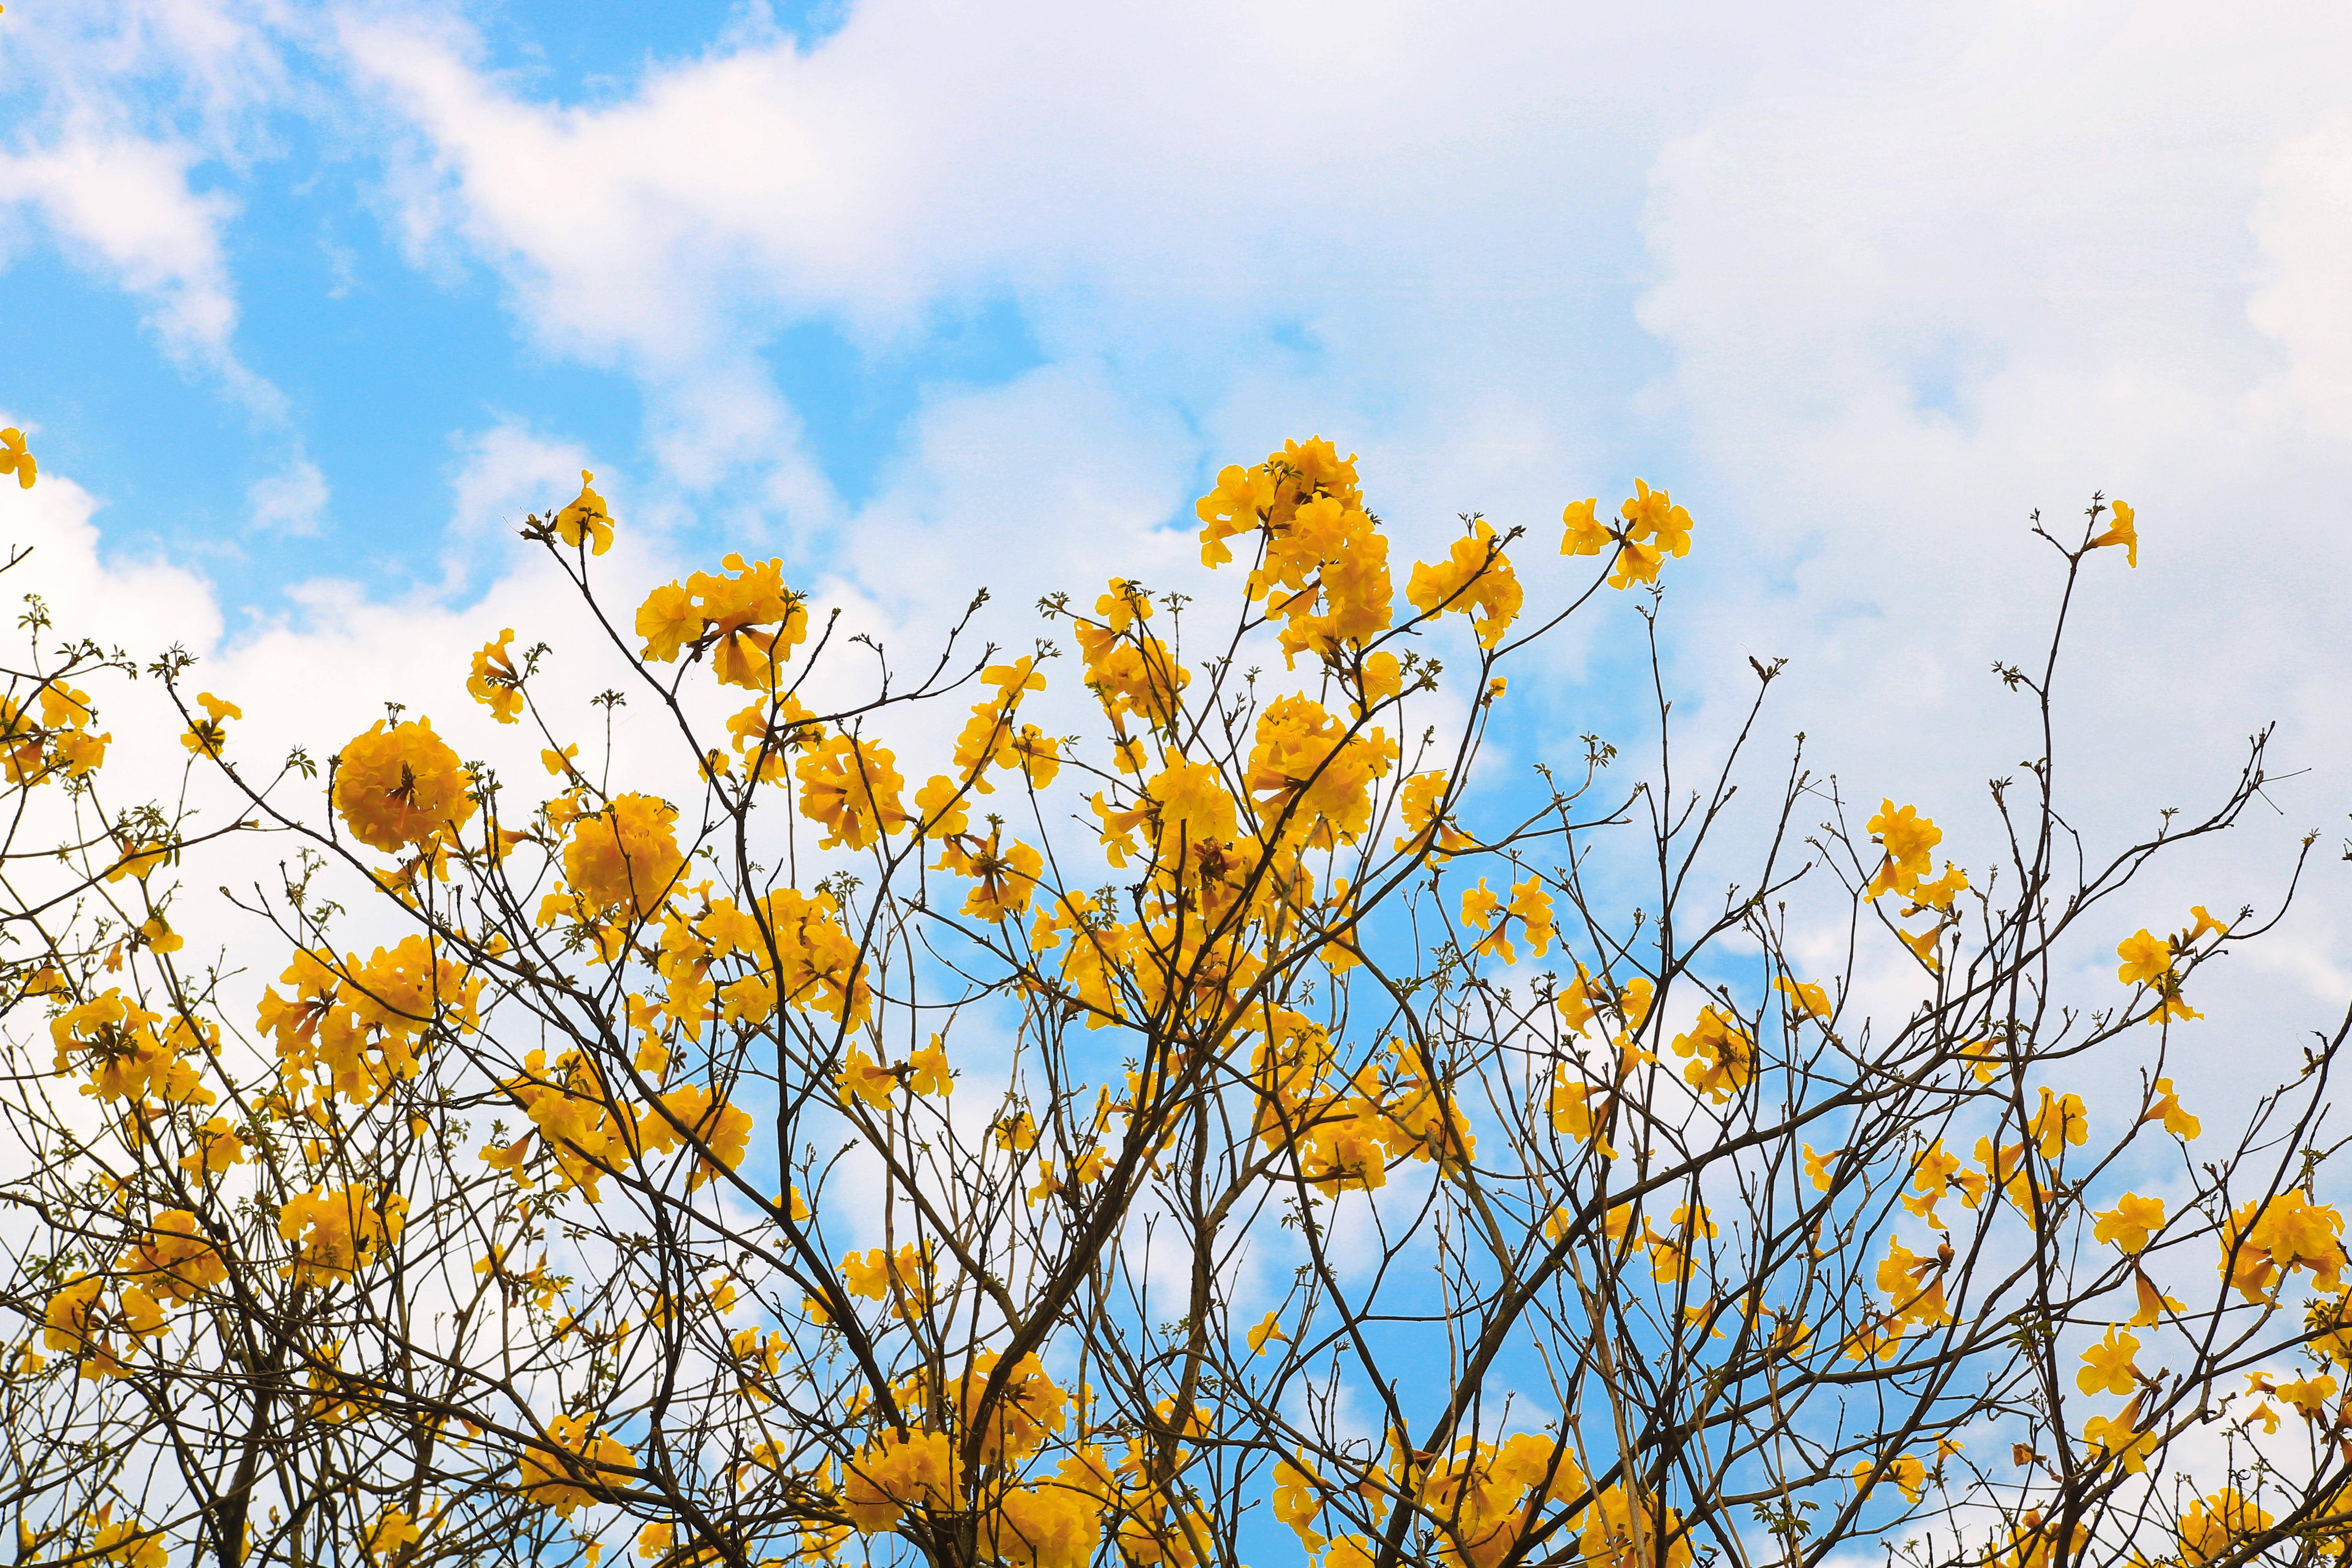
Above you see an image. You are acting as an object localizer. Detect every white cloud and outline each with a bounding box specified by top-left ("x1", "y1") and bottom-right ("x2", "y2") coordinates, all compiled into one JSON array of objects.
[
  {"x1": 2250, "y1": 118, "x2": 2352, "y2": 436},
  {"x1": 0, "y1": 133, "x2": 252, "y2": 378},
  {"x1": 333, "y1": 1, "x2": 1798, "y2": 498},
  {"x1": 245, "y1": 452, "x2": 328, "y2": 534},
  {"x1": 0, "y1": 0, "x2": 305, "y2": 412}
]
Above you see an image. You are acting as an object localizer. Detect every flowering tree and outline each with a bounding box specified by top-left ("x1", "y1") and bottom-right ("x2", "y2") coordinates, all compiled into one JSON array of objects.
[{"x1": 3, "y1": 426, "x2": 2349, "y2": 1568}]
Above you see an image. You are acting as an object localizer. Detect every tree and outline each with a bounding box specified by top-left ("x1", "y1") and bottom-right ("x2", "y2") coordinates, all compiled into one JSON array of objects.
[{"x1": 2, "y1": 434, "x2": 2347, "y2": 1568}]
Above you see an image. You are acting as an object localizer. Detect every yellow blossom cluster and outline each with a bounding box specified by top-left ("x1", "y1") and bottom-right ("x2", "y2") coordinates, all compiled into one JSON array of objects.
[
  {"x1": 2221, "y1": 1189, "x2": 2348, "y2": 1303},
  {"x1": 178, "y1": 691, "x2": 241, "y2": 757},
  {"x1": 488, "y1": 1047, "x2": 755, "y2": 1203},
  {"x1": 797, "y1": 735, "x2": 910, "y2": 850},
  {"x1": 336, "y1": 716, "x2": 477, "y2": 854},
  {"x1": 950, "y1": 656, "x2": 1056, "y2": 792},
  {"x1": 1561, "y1": 478, "x2": 1697, "y2": 591},
  {"x1": 1406, "y1": 519, "x2": 1522, "y2": 650},
  {"x1": 1287, "y1": 1431, "x2": 1588, "y2": 1568},
  {"x1": 1460, "y1": 875, "x2": 1553, "y2": 966},
  {"x1": 517, "y1": 1412, "x2": 636, "y2": 1516},
  {"x1": 1248, "y1": 1016, "x2": 1474, "y2": 1193},
  {"x1": 0, "y1": 679, "x2": 107, "y2": 785},
  {"x1": 256, "y1": 936, "x2": 483, "y2": 1105},
  {"x1": 278, "y1": 1182, "x2": 408, "y2": 1287},
  {"x1": 2114, "y1": 906, "x2": 2227, "y2": 1025},
  {"x1": 466, "y1": 628, "x2": 525, "y2": 722},
  {"x1": 49, "y1": 988, "x2": 215, "y2": 1107},
  {"x1": 31, "y1": 1204, "x2": 243, "y2": 1383},
  {"x1": 635, "y1": 552, "x2": 811, "y2": 686},
  {"x1": 1195, "y1": 438, "x2": 1392, "y2": 664},
  {"x1": 560, "y1": 791, "x2": 688, "y2": 915},
  {"x1": 1671, "y1": 1005, "x2": 1756, "y2": 1105},
  {"x1": 1067, "y1": 585, "x2": 1187, "y2": 765}
]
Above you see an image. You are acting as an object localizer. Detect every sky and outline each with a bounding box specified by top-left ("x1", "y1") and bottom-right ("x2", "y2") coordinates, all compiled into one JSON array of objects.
[
  {"x1": 6, "y1": 0, "x2": 2352, "y2": 1090},
  {"x1": 6, "y1": 7, "x2": 2352, "y2": 1556}
]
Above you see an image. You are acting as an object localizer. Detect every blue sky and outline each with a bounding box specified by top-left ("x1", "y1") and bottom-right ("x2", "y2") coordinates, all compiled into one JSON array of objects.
[{"x1": 8, "y1": 0, "x2": 2352, "y2": 1073}]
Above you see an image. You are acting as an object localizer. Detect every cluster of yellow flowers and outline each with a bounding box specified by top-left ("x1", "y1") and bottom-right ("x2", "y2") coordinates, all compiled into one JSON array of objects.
[
  {"x1": 1195, "y1": 438, "x2": 1392, "y2": 664},
  {"x1": 0, "y1": 679, "x2": 107, "y2": 785},
  {"x1": 1246, "y1": 1014, "x2": 1476, "y2": 1194},
  {"x1": 2221, "y1": 1189, "x2": 2348, "y2": 1303},
  {"x1": 1561, "y1": 477, "x2": 1695, "y2": 590},
  {"x1": 635, "y1": 551, "x2": 811, "y2": 686},
  {"x1": 1460, "y1": 875, "x2": 1553, "y2": 966},
  {"x1": 256, "y1": 936, "x2": 483, "y2": 1105},
  {"x1": 561, "y1": 791, "x2": 688, "y2": 914},
  {"x1": 49, "y1": 988, "x2": 215, "y2": 1107},
  {"x1": 2114, "y1": 905, "x2": 2228, "y2": 1025},
  {"x1": 277, "y1": 1182, "x2": 408, "y2": 1288},
  {"x1": 1863, "y1": 800, "x2": 1968, "y2": 972},
  {"x1": 336, "y1": 715, "x2": 476, "y2": 855},
  {"x1": 485, "y1": 1047, "x2": 754, "y2": 1203},
  {"x1": 1407, "y1": 519, "x2": 1523, "y2": 649},
  {"x1": 517, "y1": 1411, "x2": 637, "y2": 1517},
  {"x1": 1273, "y1": 1431, "x2": 1691, "y2": 1568},
  {"x1": 1545, "y1": 967, "x2": 1672, "y2": 1158}
]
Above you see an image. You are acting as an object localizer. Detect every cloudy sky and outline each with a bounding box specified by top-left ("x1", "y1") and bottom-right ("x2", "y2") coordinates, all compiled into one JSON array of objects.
[{"x1": 6, "y1": 0, "x2": 2352, "y2": 1067}]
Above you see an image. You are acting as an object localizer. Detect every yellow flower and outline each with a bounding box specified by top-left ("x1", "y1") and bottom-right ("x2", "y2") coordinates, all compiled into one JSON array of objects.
[
  {"x1": 842, "y1": 1428, "x2": 957, "y2": 1534},
  {"x1": 363, "y1": 1508, "x2": 423, "y2": 1562},
  {"x1": 2076, "y1": 1325, "x2": 2140, "y2": 1396},
  {"x1": 1853, "y1": 1453, "x2": 1928, "y2": 1504},
  {"x1": 517, "y1": 1412, "x2": 635, "y2": 1516},
  {"x1": 2114, "y1": 929, "x2": 2171, "y2": 987},
  {"x1": 1247, "y1": 1310, "x2": 1288, "y2": 1356},
  {"x1": 0, "y1": 427, "x2": 34, "y2": 488},
  {"x1": 1671, "y1": 1006, "x2": 1755, "y2": 1104},
  {"x1": 2029, "y1": 1087, "x2": 2087, "y2": 1160},
  {"x1": 1775, "y1": 975, "x2": 1833, "y2": 1023},
  {"x1": 277, "y1": 1183, "x2": 408, "y2": 1287},
  {"x1": 1272, "y1": 1450, "x2": 1327, "y2": 1552},
  {"x1": 834, "y1": 1046, "x2": 897, "y2": 1110},
  {"x1": 1803, "y1": 1143, "x2": 1840, "y2": 1192},
  {"x1": 2130, "y1": 1267, "x2": 2185, "y2": 1327},
  {"x1": 2092, "y1": 1192, "x2": 2164, "y2": 1254},
  {"x1": 635, "y1": 582, "x2": 702, "y2": 662},
  {"x1": 2143, "y1": 1076, "x2": 2200, "y2": 1139},
  {"x1": 180, "y1": 691, "x2": 242, "y2": 756},
  {"x1": 907, "y1": 1035, "x2": 953, "y2": 1097},
  {"x1": 335, "y1": 717, "x2": 477, "y2": 853},
  {"x1": 2088, "y1": 498, "x2": 2137, "y2": 567},
  {"x1": 1606, "y1": 534, "x2": 1664, "y2": 590},
  {"x1": 1561, "y1": 495, "x2": 1611, "y2": 556},
  {"x1": 949, "y1": 830, "x2": 1044, "y2": 924},
  {"x1": 563, "y1": 793, "x2": 686, "y2": 915},
  {"x1": 1897, "y1": 926, "x2": 1941, "y2": 973},
  {"x1": 1406, "y1": 519, "x2": 1522, "y2": 648},
  {"x1": 466, "y1": 630, "x2": 524, "y2": 723},
  {"x1": 554, "y1": 470, "x2": 614, "y2": 555},
  {"x1": 1460, "y1": 877, "x2": 1505, "y2": 953},
  {"x1": 795, "y1": 735, "x2": 910, "y2": 851},
  {"x1": 2082, "y1": 1408, "x2": 2155, "y2": 1475},
  {"x1": 1865, "y1": 800, "x2": 1942, "y2": 898},
  {"x1": 2221, "y1": 1191, "x2": 2349, "y2": 1302},
  {"x1": 2116, "y1": 928, "x2": 2199, "y2": 1024},
  {"x1": 1621, "y1": 477, "x2": 1693, "y2": 558},
  {"x1": 2179, "y1": 1488, "x2": 2271, "y2": 1565}
]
